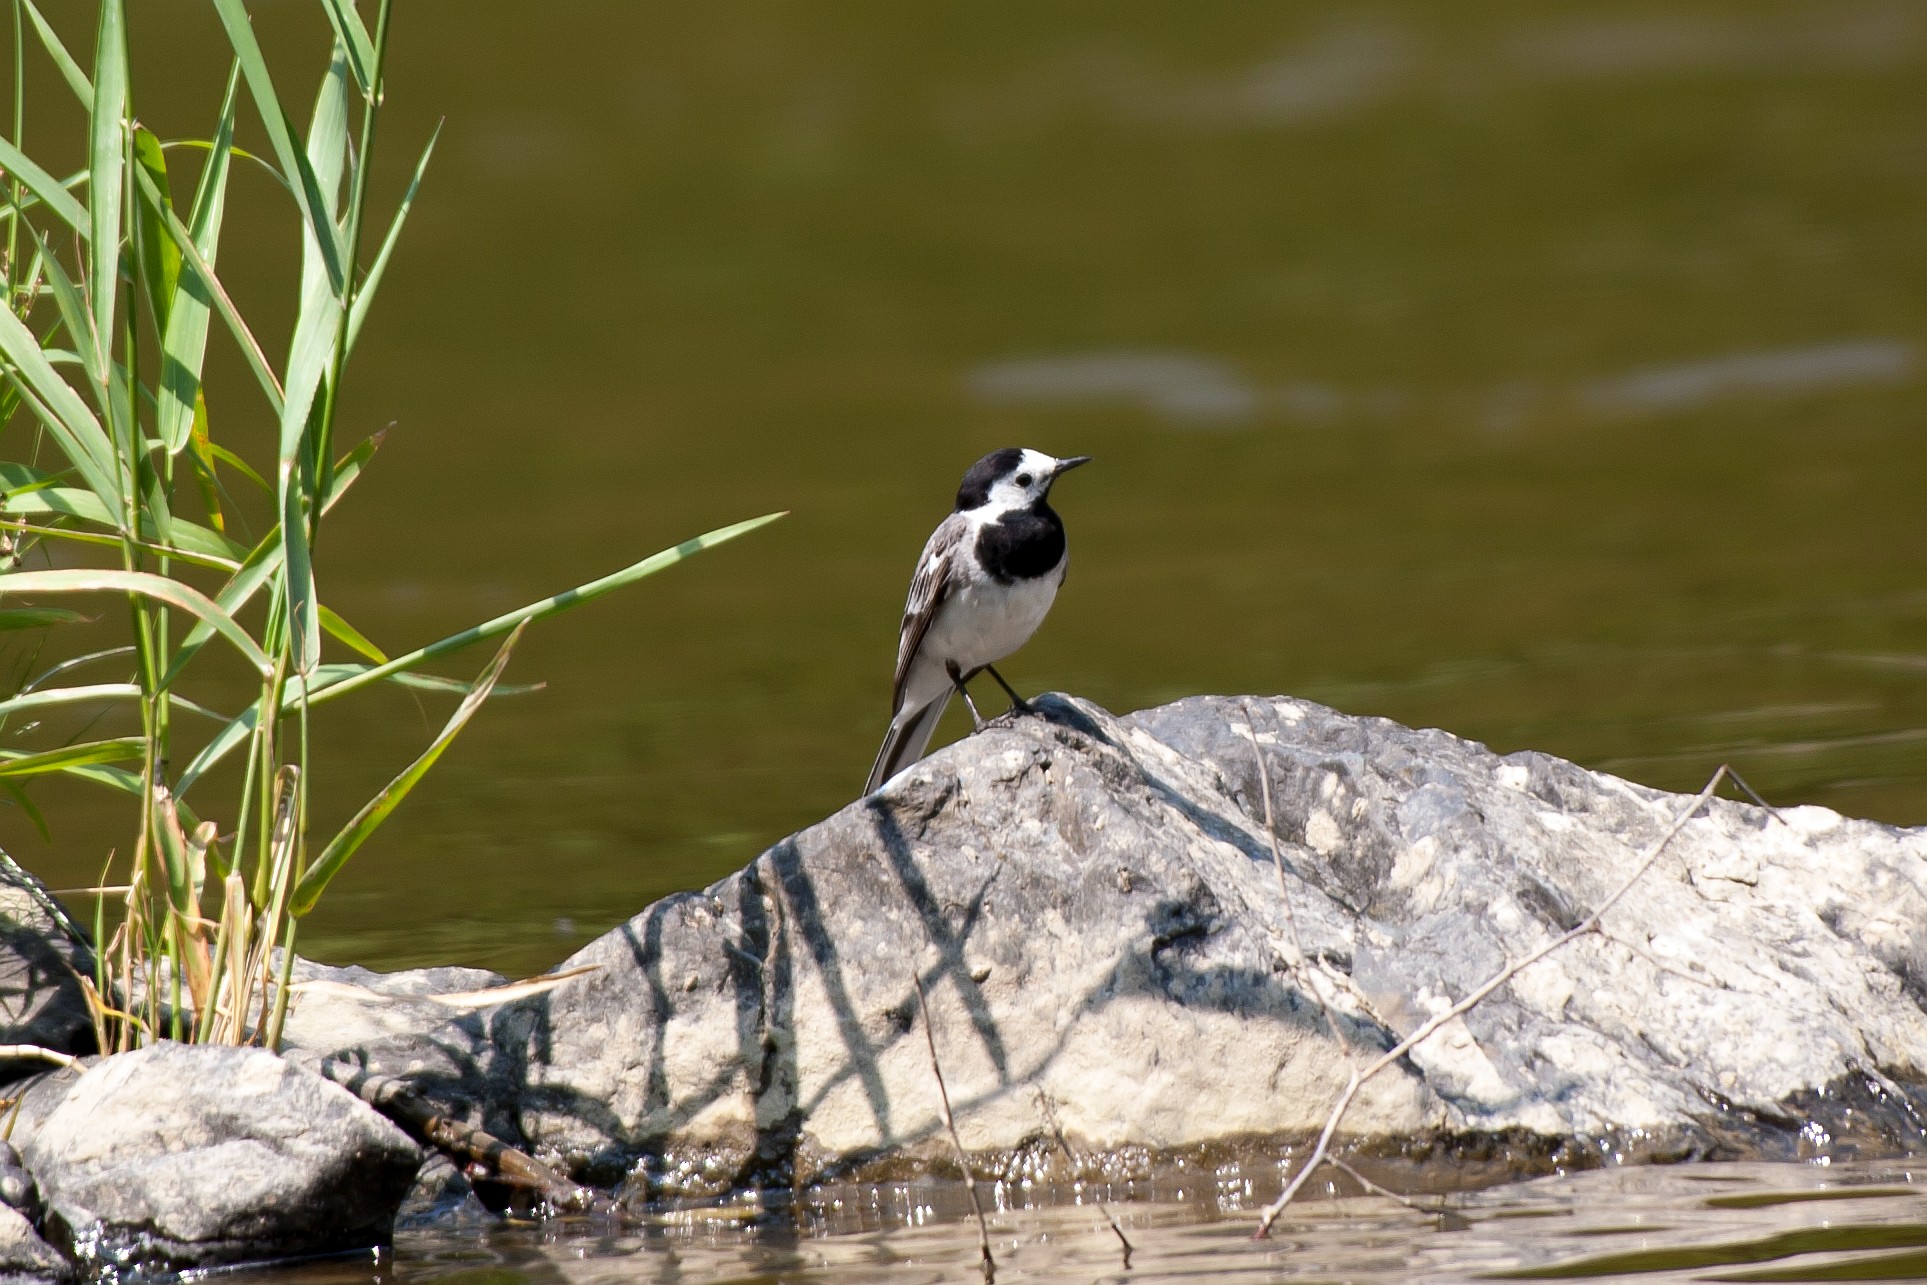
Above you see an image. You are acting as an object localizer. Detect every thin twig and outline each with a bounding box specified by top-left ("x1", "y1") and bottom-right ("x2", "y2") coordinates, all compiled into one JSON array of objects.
[
  {"x1": 1254, "y1": 766, "x2": 1730, "y2": 1239},
  {"x1": 914, "y1": 975, "x2": 995, "y2": 1284},
  {"x1": 1038, "y1": 1093, "x2": 1133, "y2": 1269},
  {"x1": 1326, "y1": 1155, "x2": 1448, "y2": 1216},
  {"x1": 1723, "y1": 767, "x2": 1788, "y2": 829},
  {"x1": 327, "y1": 1068, "x2": 603, "y2": 1213},
  {"x1": 1239, "y1": 704, "x2": 1307, "y2": 972}
]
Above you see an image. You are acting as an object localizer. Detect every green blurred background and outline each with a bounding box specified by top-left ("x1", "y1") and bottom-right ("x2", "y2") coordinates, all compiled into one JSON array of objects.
[{"x1": 9, "y1": 0, "x2": 1926, "y2": 975}]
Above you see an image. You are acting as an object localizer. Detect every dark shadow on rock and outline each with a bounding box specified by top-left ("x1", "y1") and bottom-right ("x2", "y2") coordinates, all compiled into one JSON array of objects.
[{"x1": 867, "y1": 798, "x2": 1009, "y2": 1084}]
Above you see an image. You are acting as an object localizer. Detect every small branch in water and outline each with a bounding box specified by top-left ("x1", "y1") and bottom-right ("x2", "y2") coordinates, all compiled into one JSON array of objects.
[
  {"x1": 1038, "y1": 1092, "x2": 1133, "y2": 1269},
  {"x1": 1326, "y1": 1155, "x2": 1448, "y2": 1216},
  {"x1": 1253, "y1": 765, "x2": 1733, "y2": 1240},
  {"x1": 914, "y1": 975, "x2": 995, "y2": 1284},
  {"x1": 330, "y1": 1068, "x2": 604, "y2": 1214}
]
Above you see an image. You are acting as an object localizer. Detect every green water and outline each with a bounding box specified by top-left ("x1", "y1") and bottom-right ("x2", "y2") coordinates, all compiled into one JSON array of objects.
[{"x1": 8, "y1": 0, "x2": 1927, "y2": 985}]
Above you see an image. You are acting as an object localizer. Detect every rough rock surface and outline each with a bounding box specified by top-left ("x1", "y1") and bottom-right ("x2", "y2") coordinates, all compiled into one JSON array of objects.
[
  {"x1": 0, "y1": 858, "x2": 95, "y2": 1071},
  {"x1": 285, "y1": 695, "x2": 1927, "y2": 1191},
  {"x1": 22, "y1": 1043, "x2": 422, "y2": 1272},
  {"x1": 0, "y1": 1204, "x2": 70, "y2": 1284}
]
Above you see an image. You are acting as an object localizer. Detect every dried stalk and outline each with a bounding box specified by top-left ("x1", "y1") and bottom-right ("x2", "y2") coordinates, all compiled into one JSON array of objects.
[
  {"x1": 1326, "y1": 1155, "x2": 1447, "y2": 1215},
  {"x1": 328, "y1": 1069, "x2": 601, "y2": 1213},
  {"x1": 1240, "y1": 703, "x2": 1307, "y2": 974},
  {"x1": 0, "y1": 1044, "x2": 79, "y2": 1070},
  {"x1": 1254, "y1": 765, "x2": 1732, "y2": 1239},
  {"x1": 914, "y1": 975, "x2": 995, "y2": 1284},
  {"x1": 1038, "y1": 1095, "x2": 1132, "y2": 1269}
]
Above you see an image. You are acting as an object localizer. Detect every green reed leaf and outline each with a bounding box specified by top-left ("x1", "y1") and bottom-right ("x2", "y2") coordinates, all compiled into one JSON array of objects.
[
  {"x1": 19, "y1": 0, "x2": 90, "y2": 104},
  {"x1": 131, "y1": 127, "x2": 182, "y2": 340},
  {"x1": 0, "y1": 607, "x2": 88, "y2": 630},
  {"x1": 318, "y1": 604, "x2": 386, "y2": 664},
  {"x1": 87, "y1": 0, "x2": 127, "y2": 371},
  {"x1": 0, "y1": 738, "x2": 144, "y2": 779},
  {"x1": 156, "y1": 67, "x2": 240, "y2": 454},
  {"x1": 345, "y1": 122, "x2": 439, "y2": 355},
  {"x1": 0, "y1": 569, "x2": 272, "y2": 678},
  {"x1": 0, "y1": 305, "x2": 122, "y2": 514},
  {"x1": 290, "y1": 623, "x2": 525, "y2": 917},
  {"x1": 315, "y1": 0, "x2": 376, "y2": 98},
  {"x1": 0, "y1": 136, "x2": 88, "y2": 236},
  {"x1": 303, "y1": 511, "x2": 788, "y2": 709}
]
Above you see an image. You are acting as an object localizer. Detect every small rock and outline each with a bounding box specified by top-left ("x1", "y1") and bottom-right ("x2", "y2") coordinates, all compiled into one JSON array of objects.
[
  {"x1": 396, "y1": 1154, "x2": 493, "y2": 1230},
  {"x1": 0, "y1": 1142, "x2": 38, "y2": 1220},
  {"x1": 24, "y1": 1043, "x2": 421, "y2": 1273},
  {"x1": 0, "y1": 1203, "x2": 72, "y2": 1282},
  {"x1": 0, "y1": 859, "x2": 96, "y2": 1071}
]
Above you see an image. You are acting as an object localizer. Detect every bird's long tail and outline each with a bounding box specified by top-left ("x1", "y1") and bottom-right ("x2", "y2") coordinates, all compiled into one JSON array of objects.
[{"x1": 864, "y1": 690, "x2": 952, "y2": 795}]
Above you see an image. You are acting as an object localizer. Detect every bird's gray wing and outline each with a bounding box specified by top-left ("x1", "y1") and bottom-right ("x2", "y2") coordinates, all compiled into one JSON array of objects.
[{"x1": 892, "y1": 512, "x2": 968, "y2": 710}]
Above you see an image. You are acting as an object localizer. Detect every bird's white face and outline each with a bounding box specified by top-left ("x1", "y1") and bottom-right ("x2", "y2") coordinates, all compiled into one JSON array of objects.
[{"x1": 984, "y1": 449, "x2": 1065, "y2": 510}]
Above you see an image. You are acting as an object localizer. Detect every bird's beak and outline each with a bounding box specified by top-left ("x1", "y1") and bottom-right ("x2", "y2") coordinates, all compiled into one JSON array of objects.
[{"x1": 1053, "y1": 455, "x2": 1093, "y2": 476}]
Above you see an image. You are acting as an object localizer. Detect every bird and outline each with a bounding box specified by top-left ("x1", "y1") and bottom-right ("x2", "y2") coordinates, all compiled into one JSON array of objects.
[{"x1": 864, "y1": 447, "x2": 1091, "y2": 795}]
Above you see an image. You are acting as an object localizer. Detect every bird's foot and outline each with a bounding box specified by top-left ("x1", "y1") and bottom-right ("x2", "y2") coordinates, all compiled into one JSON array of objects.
[{"x1": 983, "y1": 665, "x2": 1035, "y2": 718}]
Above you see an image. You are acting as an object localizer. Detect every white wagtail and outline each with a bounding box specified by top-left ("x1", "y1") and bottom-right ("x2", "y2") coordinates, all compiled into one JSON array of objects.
[{"x1": 864, "y1": 447, "x2": 1091, "y2": 795}]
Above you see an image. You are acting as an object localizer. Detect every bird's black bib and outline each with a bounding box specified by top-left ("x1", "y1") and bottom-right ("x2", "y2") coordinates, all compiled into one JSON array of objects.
[{"x1": 975, "y1": 505, "x2": 1066, "y2": 584}]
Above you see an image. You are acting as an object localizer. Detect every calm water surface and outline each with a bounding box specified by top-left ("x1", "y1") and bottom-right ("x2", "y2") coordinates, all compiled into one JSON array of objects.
[{"x1": 237, "y1": 1161, "x2": 1927, "y2": 1285}]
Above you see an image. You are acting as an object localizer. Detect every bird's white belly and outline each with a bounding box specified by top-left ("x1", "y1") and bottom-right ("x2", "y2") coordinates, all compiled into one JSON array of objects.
[{"x1": 924, "y1": 566, "x2": 1063, "y2": 674}]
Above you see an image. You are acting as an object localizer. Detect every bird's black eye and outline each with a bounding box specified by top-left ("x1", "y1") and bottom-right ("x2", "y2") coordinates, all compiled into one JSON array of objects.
[{"x1": 1015, "y1": 473, "x2": 1033, "y2": 487}]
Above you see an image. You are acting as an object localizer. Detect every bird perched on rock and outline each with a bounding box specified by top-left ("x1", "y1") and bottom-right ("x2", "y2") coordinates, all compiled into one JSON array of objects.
[{"x1": 865, "y1": 447, "x2": 1091, "y2": 795}]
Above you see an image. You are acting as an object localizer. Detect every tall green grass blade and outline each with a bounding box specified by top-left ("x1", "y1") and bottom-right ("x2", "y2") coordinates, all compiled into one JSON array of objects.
[
  {"x1": 0, "y1": 569, "x2": 272, "y2": 677},
  {"x1": 158, "y1": 431, "x2": 381, "y2": 692},
  {"x1": 0, "y1": 307, "x2": 122, "y2": 512},
  {"x1": 0, "y1": 682, "x2": 135, "y2": 715},
  {"x1": 209, "y1": 441, "x2": 270, "y2": 493},
  {"x1": 0, "y1": 683, "x2": 222, "y2": 723},
  {"x1": 2, "y1": 486, "x2": 243, "y2": 561},
  {"x1": 26, "y1": 233, "x2": 101, "y2": 386},
  {"x1": 344, "y1": 121, "x2": 438, "y2": 354},
  {"x1": 315, "y1": 0, "x2": 376, "y2": 98},
  {"x1": 302, "y1": 512, "x2": 787, "y2": 709},
  {"x1": 0, "y1": 738, "x2": 144, "y2": 779},
  {"x1": 289, "y1": 623, "x2": 525, "y2": 917},
  {"x1": 177, "y1": 513, "x2": 782, "y2": 794},
  {"x1": 19, "y1": 0, "x2": 90, "y2": 104},
  {"x1": 272, "y1": 42, "x2": 354, "y2": 676},
  {"x1": 318, "y1": 603, "x2": 385, "y2": 663},
  {"x1": 0, "y1": 137, "x2": 88, "y2": 236},
  {"x1": 87, "y1": 0, "x2": 126, "y2": 368},
  {"x1": 209, "y1": 0, "x2": 347, "y2": 296},
  {"x1": 1, "y1": 783, "x2": 52, "y2": 844},
  {"x1": 131, "y1": 128, "x2": 181, "y2": 339},
  {"x1": 175, "y1": 706, "x2": 252, "y2": 796},
  {"x1": 0, "y1": 607, "x2": 87, "y2": 630},
  {"x1": 155, "y1": 68, "x2": 239, "y2": 455},
  {"x1": 134, "y1": 165, "x2": 282, "y2": 416}
]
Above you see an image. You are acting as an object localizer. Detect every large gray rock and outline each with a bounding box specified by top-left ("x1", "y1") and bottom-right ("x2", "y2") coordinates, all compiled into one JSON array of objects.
[
  {"x1": 287, "y1": 695, "x2": 1927, "y2": 1191},
  {"x1": 23, "y1": 1043, "x2": 422, "y2": 1272},
  {"x1": 0, "y1": 857, "x2": 94, "y2": 1070}
]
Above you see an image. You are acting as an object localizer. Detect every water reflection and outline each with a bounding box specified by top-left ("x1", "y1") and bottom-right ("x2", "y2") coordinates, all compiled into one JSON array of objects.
[{"x1": 240, "y1": 1161, "x2": 1927, "y2": 1285}]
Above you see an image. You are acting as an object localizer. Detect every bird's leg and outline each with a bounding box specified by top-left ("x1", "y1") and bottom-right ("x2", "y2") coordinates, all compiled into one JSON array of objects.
[
  {"x1": 983, "y1": 664, "x2": 1034, "y2": 716},
  {"x1": 946, "y1": 661, "x2": 989, "y2": 731}
]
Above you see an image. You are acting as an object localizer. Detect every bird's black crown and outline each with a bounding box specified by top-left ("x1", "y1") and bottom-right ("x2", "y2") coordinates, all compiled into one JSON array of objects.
[{"x1": 954, "y1": 447, "x2": 1027, "y2": 511}]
